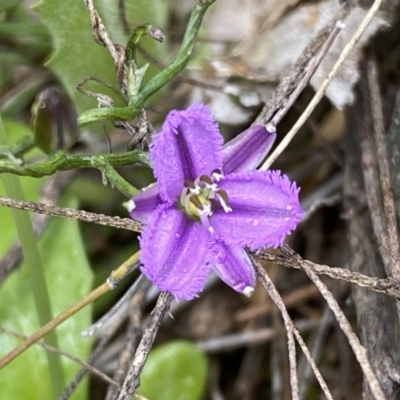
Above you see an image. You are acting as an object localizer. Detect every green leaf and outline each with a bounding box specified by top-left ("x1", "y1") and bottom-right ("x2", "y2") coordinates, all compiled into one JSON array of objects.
[
  {"x1": 33, "y1": 0, "x2": 168, "y2": 120},
  {"x1": 0, "y1": 193, "x2": 93, "y2": 400},
  {"x1": 0, "y1": 119, "x2": 93, "y2": 400},
  {"x1": 137, "y1": 341, "x2": 208, "y2": 400},
  {"x1": 0, "y1": 0, "x2": 22, "y2": 12}
]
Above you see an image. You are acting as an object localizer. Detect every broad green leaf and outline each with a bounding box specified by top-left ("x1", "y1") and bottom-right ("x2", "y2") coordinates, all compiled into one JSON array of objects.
[
  {"x1": 138, "y1": 341, "x2": 208, "y2": 400},
  {"x1": 33, "y1": 0, "x2": 168, "y2": 120},
  {"x1": 0, "y1": 193, "x2": 93, "y2": 400},
  {"x1": 0, "y1": 120, "x2": 93, "y2": 400}
]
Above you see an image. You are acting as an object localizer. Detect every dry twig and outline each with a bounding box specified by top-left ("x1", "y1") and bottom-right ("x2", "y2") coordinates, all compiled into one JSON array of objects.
[
  {"x1": 261, "y1": 0, "x2": 383, "y2": 171},
  {"x1": 0, "y1": 197, "x2": 143, "y2": 232},
  {"x1": 280, "y1": 245, "x2": 386, "y2": 400},
  {"x1": 253, "y1": 257, "x2": 334, "y2": 400},
  {"x1": 117, "y1": 292, "x2": 172, "y2": 400}
]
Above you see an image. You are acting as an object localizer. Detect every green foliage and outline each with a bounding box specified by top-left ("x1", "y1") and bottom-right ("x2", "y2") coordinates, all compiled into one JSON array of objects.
[
  {"x1": 33, "y1": 0, "x2": 168, "y2": 117},
  {"x1": 0, "y1": 119, "x2": 93, "y2": 399},
  {"x1": 138, "y1": 341, "x2": 208, "y2": 400}
]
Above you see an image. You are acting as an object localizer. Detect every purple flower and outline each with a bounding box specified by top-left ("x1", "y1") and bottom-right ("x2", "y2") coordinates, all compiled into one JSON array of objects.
[{"x1": 127, "y1": 104, "x2": 303, "y2": 300}]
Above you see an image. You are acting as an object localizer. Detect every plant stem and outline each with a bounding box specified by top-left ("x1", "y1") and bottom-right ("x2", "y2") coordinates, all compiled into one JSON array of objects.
[
  {"x1": 77, "y1": 0, "x2": 215, "y2": 127},
  {"x1": 0, "y1": 114, "x2": 65, "y2": 397},
  {"x1": 0, "y1": 149, "x2": 150, "y2": 196}
]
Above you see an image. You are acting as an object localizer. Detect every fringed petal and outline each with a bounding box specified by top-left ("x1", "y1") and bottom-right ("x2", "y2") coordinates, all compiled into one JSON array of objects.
[
  {"x1": 222, "y1": 124, "x2": 276, "y2": 174},
  {"x1": 211, "y1": 170, "x2": 303, "y2": 249},
  {"x1": 210, "y1": 241, "x2": 255, "y2": 296},
  {"x1": 151, "y1": 103, "x2": 223, "y2": 202},
  {"x1": 128, "y1": 183, "x2": 163, "y2": 224},
  {"x1": 139, "y1": 205, "x2": 213, "y2": 300}
]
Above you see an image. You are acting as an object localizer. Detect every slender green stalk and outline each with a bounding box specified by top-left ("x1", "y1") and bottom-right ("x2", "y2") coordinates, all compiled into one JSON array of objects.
[
  {"x1": 0, "y1": 149, "x2": 149, "y2": 195},
  {"x1": 0, "y1": 135, "x2": 35, "y2": 158},
  {"x1": 77, "y1": 0, "x2": 215, "y2": 127},
  {"x1": 0, "y1": 114, "x2": 65, "y2": 397}
]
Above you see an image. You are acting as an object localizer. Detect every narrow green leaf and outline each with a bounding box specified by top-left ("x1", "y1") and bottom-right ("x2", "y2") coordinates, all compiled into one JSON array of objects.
[
  {"x1": 0, "y1": 118, "x2": 93, "y2": 399},
  {"x1": 0, "y1": 192, "x2": 93, "y2": 400},
  {"x1": 0, "y1": 114, "x2": 65, "y2": 396},
  {"x1": 138, "y1": 341, "x2": 208, "y2": 400}
]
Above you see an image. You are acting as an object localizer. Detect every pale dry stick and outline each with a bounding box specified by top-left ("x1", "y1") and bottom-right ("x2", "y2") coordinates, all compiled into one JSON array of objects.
[
  {"x1": 0, "y1": 252, "x2": 139, "y2": 370},
  {"x1": 0, "y1": 327, "x2": 118, "y2": 388},
  {"x1": 257, "y1": 251, "x2": 400, "y2": 299},
  {"x1": 83, "y1": 0, "x2": 121, "y2": 68},
  {"x1": 82, "y1": 272, "x2": 142, "y2": 338},
  {"x1": 235, "y1": 283, "x2": 320, "y2": 323},
  {"x1": 256, "y1": 3, "x2": 353, "y2": 125},
  {"x1": 253, "y1": 258, "x2": 334, "y2": 400},
  {"x1": 0, "y1": 282, "x2": 110, "y2": 370},
  {"x1": 256, "y1": 261, "x2": 300, "y2": 400},
  {"x1": 117, "y1": 292, "x2": 172, "y2": 400},
  {"x1": 367, "y1": 54, "x2": 400, "y2": 281},
  {"x1": 0, "y1": 197, "x2": 143, "y2": 232},
  {"x1": 260, "y1": 0, "x2": 383, "y2": 171},
  {"x1": 270, "y1": 21, "x2": 345, "y2": 127},
  {"x1": 298, "y1": 306, "x2": 333, "y2": 399},
  {"x1": 106, "y1": 278, "x2": 152, "y2": 400},
  {"x1": 197, "y1": 319, "x2": 319, "y2": 353},
  {"x1": 281, "y1": 245, "x2": 387, "y2": 400}
]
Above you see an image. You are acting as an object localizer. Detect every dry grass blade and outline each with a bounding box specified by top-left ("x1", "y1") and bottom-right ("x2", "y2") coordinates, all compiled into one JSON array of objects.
[
  {"x1": 281, "y1": 245, "x2": 386, "y2": 400},
  {"x1": 261, "y1": 0, "x2": 383, "y2": 171},
  {"x1": 253, "y1": 257, "x2": 334, "y2": 400}
]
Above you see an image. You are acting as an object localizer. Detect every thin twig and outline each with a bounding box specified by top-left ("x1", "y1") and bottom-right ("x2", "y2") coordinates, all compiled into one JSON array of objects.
[
  {"x1": 252, "y1": 257, "x2": 300, "y2": 400},
  {"x1": 117, "y1": 292, "x2": 172, "y2": 400},
  {"x1": 257, "y1": 250, "x2": 400, "y2": 299},
  {"x1": 261, "y1": 0, "x2": 383, "y2": 171},
  {"x1": 253, "y1": 258, "x2": 334, "y2": 400},
  {"x1": 83, "y1": 0, "x2": 122, "y2": 69},
  {"x1": 0, "y1": 171, "x2": 76, "y2": 284},
  {"x1": 270, "y1": 21, "x2": 345, "y2": 127},
  {"x1": 197, "y1": 319, "x2": 319, "y2": 353},
  {"x1": 106, "y1": 278, "x2": 151, "y2": 400},
  {"x1": 298, "y1": 305, "x2": 333, "y2": 399},
  {"x1": 281, "y1": 245, "x2": 386, "y2": 400},
  {"x1": 256, "y1": 3, "x2": 353, "y2": 125},
  {"x1": 0, "y1": 327, "x2": 117, "y2": 388},
  {"x1": 0, "y1": 197, "x2": 143, "y2": 232},
  {"x1": 82, "y1": 271, "x2": 142, "y2": 338},
  {"x1": 59, "y1": 336, "x2": 111, "y2": 400}
]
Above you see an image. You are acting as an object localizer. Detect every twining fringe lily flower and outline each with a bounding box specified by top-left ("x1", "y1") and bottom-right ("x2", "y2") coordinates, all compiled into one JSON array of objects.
[{"x1": 126, "y1": 104, "x2": 303, "y2": 300}]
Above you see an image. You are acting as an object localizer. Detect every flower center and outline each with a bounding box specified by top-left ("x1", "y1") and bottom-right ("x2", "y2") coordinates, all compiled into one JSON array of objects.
[{"x1": 178, "y1": 171, "x2": 232, "y2": 227}]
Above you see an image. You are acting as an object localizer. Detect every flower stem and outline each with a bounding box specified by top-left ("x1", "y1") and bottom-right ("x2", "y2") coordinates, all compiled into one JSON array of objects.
[{"x1": 0, "y1": 149, "x2": 151, "y2": 196}]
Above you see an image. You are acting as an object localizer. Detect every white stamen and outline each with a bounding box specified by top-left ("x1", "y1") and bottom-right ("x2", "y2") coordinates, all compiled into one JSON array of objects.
[
  {"x1": 205, "y1": 182, "x2": 218, "y2": 191},
  {"x1": 180, "y1": 188, "x2": 189, "y2": 207},
  {"x1": 212, "y1": 171, "x2": 224, "y2": 181},
  {"x1": 189, "y1": 185, "x2": 201, "y2": 195},
  {"x1": 242, "y1": 286, "x2": 254, "y2": 297},
  {"x1": 122, "y1": 199, "x2": 136, "y2": 212},
  {"x1": 200, "y1": 202, "x2": 213, "y2": 217},
  {"x1": 218, "y1": 194, "x2": 232, "y2": 213}
]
